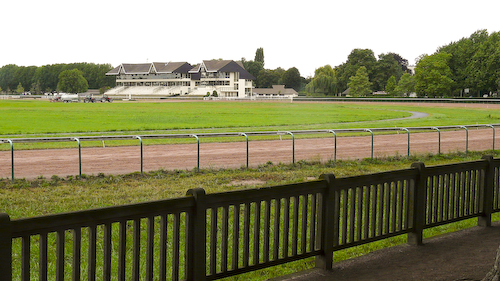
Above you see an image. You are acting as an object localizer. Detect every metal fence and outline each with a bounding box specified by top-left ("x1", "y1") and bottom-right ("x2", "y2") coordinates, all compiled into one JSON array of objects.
[
  {"x1": 1, "y1": 124, "x2": 499, "y2": 180},
  {"x1": 0, "y1": 156, "x2": 499, "y2": 280}
]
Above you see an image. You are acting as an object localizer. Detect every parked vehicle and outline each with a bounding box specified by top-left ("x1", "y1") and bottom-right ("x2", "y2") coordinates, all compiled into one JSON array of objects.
[
  {"x1": 60, "y1": 94, "x2": 79, "y2": 103},
  {"x1": 83, "y1": 95, "x2": 96, "y2": 103},
  {"x1": 100, "y1": 95, "x2": 113, "y2": 102},
  {"x1": 50, "y1": 96, "x2": 61, "y2": 102}
]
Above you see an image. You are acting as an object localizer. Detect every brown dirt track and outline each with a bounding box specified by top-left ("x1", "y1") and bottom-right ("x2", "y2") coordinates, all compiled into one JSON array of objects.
[
  {"x1": 1, "y1": 101, "x2": 499, "y2": 179},
  {"x1": 0, "y1": 128, "x2": 496, "y2": 179}
]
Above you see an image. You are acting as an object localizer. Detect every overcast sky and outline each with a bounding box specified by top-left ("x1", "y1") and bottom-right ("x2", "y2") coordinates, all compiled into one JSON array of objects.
[{"x1": 2, "y1": 0, "x2": 499, "y2": 77}]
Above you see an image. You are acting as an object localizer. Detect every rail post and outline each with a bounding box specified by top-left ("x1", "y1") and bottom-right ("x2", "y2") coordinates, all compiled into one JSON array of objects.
[
  {"x1": 190, "y1": 135, "x2": 200, "y2": 171},
  {"x1": 72, "y1": 138, "x2": 82, "y2": 178},
  {"x1": 0, "y1": 213, "x2": 12, "y2": 280},
  {"x1": 364, "y1": 129, "x2": 374, "y2": 159},
  {"x1": 486, "y1": 125, "x2": 495, "y2": 151},
  {"x1": 408, "y1": 162, "x2": 427, "y2": 245},
  {"x1": 239, "y1": 133, "x2": 249, "y2": 168},
  {"x1": 400, "y1": 128, "x2": 410, "y2": 157},
  {"x1": 6, "y1": 140, "x2": 14, "y2": 181},
  {"x1": 329, "y1": 130, "x2": 337, "y2": 162},
  {"x1": 278, "y1": 131, "x2": 295, "y2": 165},
  {"x1": 479, "y1": 155, "x2": 494, "y2": 227},
  {"x1": 185, "y1": 188, "x2": 207, "y2": 281},
  {"x1": 432, "y1": 127, "x2": 441, "y2": 155},
  {"x1": 287, "y1": 131, "x2": 295, "y2": 165},
  {"x1": 460, "y1": 126, "x2": 469, "y2": 153},
  {"x1": 315, "y1": 173, "x2": 337, "y2": 270},
  {"x1": 135, "y1": 136, "x2": 143, "y2": 175}
]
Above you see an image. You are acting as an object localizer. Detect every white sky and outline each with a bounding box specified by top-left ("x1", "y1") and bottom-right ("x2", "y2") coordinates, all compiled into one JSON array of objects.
[{"x1": 2, "y1": 0, "x2": 499, "y2": 77}]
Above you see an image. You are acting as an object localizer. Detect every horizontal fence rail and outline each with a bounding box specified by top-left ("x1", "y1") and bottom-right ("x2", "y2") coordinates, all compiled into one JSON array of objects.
[
  {"x1": 0, "y1": 124, "x2": 499, "y2": 180},
  {"x1": 1, "y1": 156, "x2": 500, "y2": 280}
]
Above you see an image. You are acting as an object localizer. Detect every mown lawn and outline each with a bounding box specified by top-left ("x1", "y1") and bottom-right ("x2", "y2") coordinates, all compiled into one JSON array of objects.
[
  {"x1": 3, "y1": 99, "x2": 500, "y2": 136},
  {"x1": 0, "y1": 100, "x2": 409, "y2": 134}
]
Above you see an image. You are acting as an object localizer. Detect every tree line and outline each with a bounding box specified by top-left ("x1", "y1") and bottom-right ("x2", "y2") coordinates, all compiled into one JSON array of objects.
[
  {"x1": 242, "y1": 48, "x2": 308, "y2": 91},
  {"x1": 2, "y1": 29, "x2": 498, "y2": 97},
  {"x1": 307, "y1": 29, "x2": 500, "y2": 97},
  {"x1": 0, "y1": 63, "x2": 115, "y2": 94}
]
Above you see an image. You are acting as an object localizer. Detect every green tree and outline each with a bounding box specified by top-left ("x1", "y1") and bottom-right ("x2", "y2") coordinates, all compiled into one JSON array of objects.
[
  {"x1": 281, "y1": 67, "x2": 302, "y2": 90},
  {"x1": 347, "y1": 66, "x2": 372, "y2": 96},
  {"x1": 57, "y1": 69, "x2": 88, "y2": 93},
  {"x1": 385, "y1": 75, "x2": 397, "y2": 95},
  {"x1": 0, "y1": 63, "x2": 114, "y2": 95},
  {"x1": 99, "y1": 86, "x2": 110, "y2": 95},
  {"x1": 30, "y1": 81, "x2": 41, "y2": 94},
  {"x1": 465, "y1": 31, "x2": 500, "y2": 95},
  {"x1": 255, "y1": 47, "x2": 264, "y2": 67},
  {"x1": 395, "y1": 73, "x2": 415, "y2": 96},
  {"x1": 306, "y1": 65, "x2": 338, "y2": 95},
  {"x1": 0, "y1": 64, "x2": 19, "y2": 93},
  {"x1": 438, "y1": 35, "x2": 476, "y2": 94},
  {"x1": 241, "y1": 58, "x2": 263, "y2": 85},
  {"x1": 436, "y1": 29, "x2": 499, "y2": 96},
  {"x1": 372, "y1": 53, "x2": 403, "y2": 91},
  {"x1": 414, "y1": 53, "x2": 454, "y2": 96},
  {"x1": 257, "y1": 68, "x2": 284, "y2": 88},
  {"x1": 337, "y1": 49, "x2": 377, "y2": 92},
  {"x1": 16, "y1": 82, "x2": 24, "y2": 94},
  {"x1": 390, "y1": 53, "x2": 411, "y2": 74}
]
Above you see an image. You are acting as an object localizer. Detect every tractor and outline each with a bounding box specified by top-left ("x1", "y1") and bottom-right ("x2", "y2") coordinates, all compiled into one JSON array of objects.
[
  {"x1": 83, "y1": 95, "x2": 96, "y2": 103},
  {"x1": 100, "y1": 95, "x2": 113, "y2": 102}
]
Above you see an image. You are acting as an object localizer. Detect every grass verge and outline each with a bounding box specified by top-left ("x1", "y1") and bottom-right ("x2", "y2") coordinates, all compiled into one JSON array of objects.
[{"x1": 1, "y1": 151, "x2": 498, "y2": 279}]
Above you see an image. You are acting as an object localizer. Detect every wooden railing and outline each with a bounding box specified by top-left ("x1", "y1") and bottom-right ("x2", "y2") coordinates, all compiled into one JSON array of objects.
[{"x1": 0, "y1": 156, "x2": 499, "y2": 280}]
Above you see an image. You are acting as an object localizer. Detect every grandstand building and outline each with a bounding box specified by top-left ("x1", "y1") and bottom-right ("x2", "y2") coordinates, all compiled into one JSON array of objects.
[{"x1": 105, "y1": 60, "x2": 254, "y2": 98}]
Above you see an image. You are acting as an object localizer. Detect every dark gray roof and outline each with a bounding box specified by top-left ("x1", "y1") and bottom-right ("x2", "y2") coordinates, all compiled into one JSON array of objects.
[
  {"x1": 253, "y1": 85, "x2": 298, "y2": 95},
  {"x1": 106, "y1": 62, "x2": 192, "y2": 75},
  {"x1": 107, "y1": 60, "x2": 254, "y2": 79},
  {"x1": 203, "y1": 60, "x2": 232, "y2": 72},
  {"x1": 106, "y1": 66, "x2": 120, "y2": 75},
  {"x1": 217, "y1": 61, "x2": 255, "y2": 80},
  {"x1": 106, "y1": 63, "x2": 151, "y2": 75},
  {"x1": 122, "y1": 63, "x2": 152, "y2": 74},
  {"x1": 153, "y1": 62, "x2": 192, "y2": 73},
  {"x1": 189, "y1": 60, "x2": 254, "y2": 80}
]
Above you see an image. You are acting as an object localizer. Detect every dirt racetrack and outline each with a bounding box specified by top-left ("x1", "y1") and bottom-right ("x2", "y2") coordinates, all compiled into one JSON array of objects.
[
  {"x1": 2, "y1": 101, "x2": 500, "y2": 179},
  {"x1": 0, "y1": 127, "x2": 496, "y2": 179}
]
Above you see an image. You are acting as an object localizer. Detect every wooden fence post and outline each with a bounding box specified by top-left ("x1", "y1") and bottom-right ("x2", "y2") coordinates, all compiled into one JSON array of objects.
[
  {"x1": 185, "y1": 188, "x2": 207, "y2": 281},
  {"x1": 315, "y1": 173, "x2": 337, "y2": 270},
  {"x1": 479, "y1": 155, "x2": 494, "y2": 227},
  {"x1": 408, "y1": 162, "x2": 426, "y2": 245},
  {"x1": 0, "y1": 213, "x2": 12, "y2": 280}
]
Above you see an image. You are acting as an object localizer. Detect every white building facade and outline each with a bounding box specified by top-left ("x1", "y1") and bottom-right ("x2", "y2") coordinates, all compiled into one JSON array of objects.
[{"x1": 105, "y1": 60, "x2": 254, "y2": 98}]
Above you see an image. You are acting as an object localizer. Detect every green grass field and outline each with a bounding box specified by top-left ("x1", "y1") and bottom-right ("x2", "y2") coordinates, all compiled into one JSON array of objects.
[
  {"x1": 0, "y1": 100, "x2": 407, "y2": 134},
  {"x1": 2, "y1": 99, "x2": 500, "y2": 136}
]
